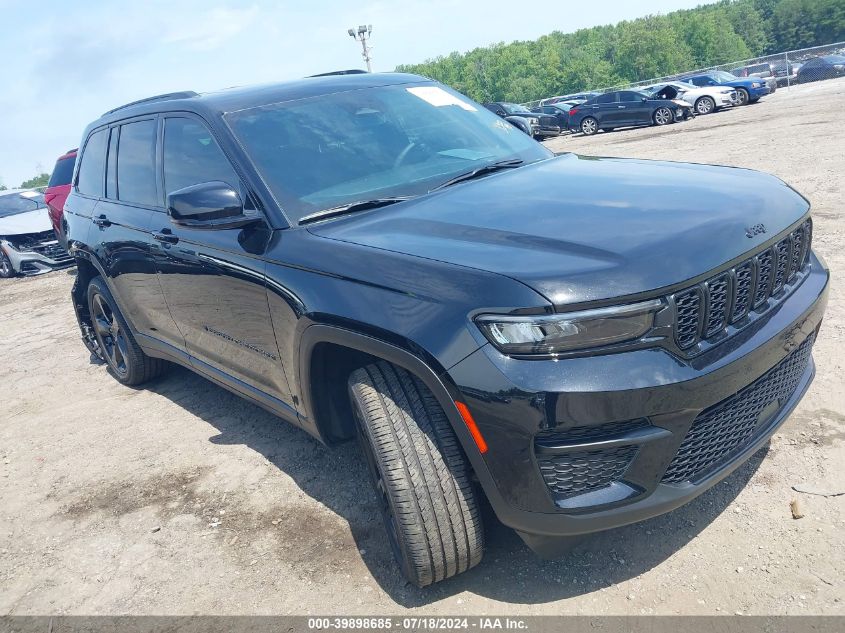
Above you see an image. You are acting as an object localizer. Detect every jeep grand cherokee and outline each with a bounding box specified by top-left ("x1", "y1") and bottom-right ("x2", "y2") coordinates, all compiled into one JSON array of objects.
[{"x1": 64, "y1": 73, "x2": 828, "y2": 587}]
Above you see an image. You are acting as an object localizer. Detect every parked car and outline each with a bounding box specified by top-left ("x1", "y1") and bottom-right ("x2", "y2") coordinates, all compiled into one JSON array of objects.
[
  {"x1": 0, "y1": 189, "x2": 74, "y2": 277},
  {"x1": 540, "y1": 91, "x2": 601, "y2": 105},
  {"x1": 483, "y1": 102, "x2": 560, "y2": 138},
  {"x1": 643, "y1": 81, "x2": 736, "y2": 115},
  {"x1": 531, "y1": 100, "x2": 585, "y2": 132},
  {"x1": 568, "y1": 90, "x2": 687, "y2": 135},
  {"x1": 796, "y1": 55, "x2": 845, "y2": 83},
  {"x1": 502, "y1": 115, "x2": 535, "y2": 136},
  {"x1": 64, "y1": 73, "x2": 827, "y2": 587},
  {"x1": 683, "y1": 71, "x2": 770, "y2": 105},
  {"x1": 44, "y1": 148, "x2": 77, "y2": 245},
  {"x1": 771, "y1": 60, "x2": 802, "y2": 86}
]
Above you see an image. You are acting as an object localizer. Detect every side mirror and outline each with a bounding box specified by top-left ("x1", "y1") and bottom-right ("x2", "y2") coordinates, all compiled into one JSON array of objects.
[
  {"x1": 642, "y1": 97, "x2": 648, "y2": 102},
  {"x1": 167, "y1": 181, "x2": 258, "y2": 229}
]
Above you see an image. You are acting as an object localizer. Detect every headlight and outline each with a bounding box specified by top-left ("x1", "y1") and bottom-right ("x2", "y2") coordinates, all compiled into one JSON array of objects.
[
  {"x1": 476, "y1": 299, "x2": 663, "y2": 355},
  {"x1": 752, "y1": 82, "x2": 762, "y2": 87}
]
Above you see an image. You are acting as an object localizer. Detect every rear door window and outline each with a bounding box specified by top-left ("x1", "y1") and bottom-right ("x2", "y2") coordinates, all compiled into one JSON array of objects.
[
  {"x1": 48, "y1": 155, "x2": 76, "y2": 187},
  {"x1": 596, "y1": 93, "x2": 617, "y2": 104},
  {"x1": 117, "y1": 119, "x2": 158, "y2": 206},
  {"x1": 76, "y1": 129, "x2": 108, "y2": 197}
]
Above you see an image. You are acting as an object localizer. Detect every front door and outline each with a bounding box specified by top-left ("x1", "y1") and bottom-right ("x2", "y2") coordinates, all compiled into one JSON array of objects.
[{"x1": 152, "y1": 115, "x2": 292, "y2": 405}]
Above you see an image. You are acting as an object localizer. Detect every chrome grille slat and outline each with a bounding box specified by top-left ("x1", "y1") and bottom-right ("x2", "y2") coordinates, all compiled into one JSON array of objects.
[{"x1": 670, "y1": 219, "x2": 812, "y2": 353}]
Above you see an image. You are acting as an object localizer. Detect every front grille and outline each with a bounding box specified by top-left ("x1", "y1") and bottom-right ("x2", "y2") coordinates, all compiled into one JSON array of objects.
[
  {"x1": 33, "y1": 241, "x2": 70, "y2": 261},
  {"x1": 539, "y1": 446, "x2": 638, "y2": 499},
  {"x1": 671, "y1": 219, "x2": 812, "y2": 351},
  {"x1": 662, "y1": 336, "x2": 813, "y2": 484},
  {"x1": 535, "y1": 419, "x2": 651, "y2": 446}
]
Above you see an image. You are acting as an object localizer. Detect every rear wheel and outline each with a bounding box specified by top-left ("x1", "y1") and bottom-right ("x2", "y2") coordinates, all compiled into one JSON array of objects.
[
  {"x1": 653, "y1": 107, "x2": 673, "y2": 126},
  {"x1": 695, "y1": 96, "x2": 715, "y2": 115},
  {"x1": 87, "y1": 276, "x2": 167, "y2": 385},
  {"x1": 580, "y1": 117, "x2": 598, "y2": 136},
  {"x1": 0, "y1": 250, "x2": 15, "y2": 278},
  {"x1": 348, "y1": 361, "x2": 484, "y2": 587}
]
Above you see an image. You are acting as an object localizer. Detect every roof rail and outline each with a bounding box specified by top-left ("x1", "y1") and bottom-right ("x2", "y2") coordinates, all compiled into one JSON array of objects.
[
  {"x1": 102, "y1": 91, "x2": 199, "y2": 116},
  {"x1": 308, "y1": 69, "x2": 368, "y2": 77}
]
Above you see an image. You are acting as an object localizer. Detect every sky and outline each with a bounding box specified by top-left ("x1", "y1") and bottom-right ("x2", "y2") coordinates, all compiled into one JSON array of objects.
[{"x1": 0, "y1": 0, "x2": 713, "y2": 188}]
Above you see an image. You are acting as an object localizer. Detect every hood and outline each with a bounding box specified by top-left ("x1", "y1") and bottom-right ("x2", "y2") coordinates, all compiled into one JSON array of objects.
[
  {"x1": 308, "y1": 154, "x2": 809, "y2": 306},
  {"x1": 0, "y1": 208, "x2": 53, "y2": 236}
]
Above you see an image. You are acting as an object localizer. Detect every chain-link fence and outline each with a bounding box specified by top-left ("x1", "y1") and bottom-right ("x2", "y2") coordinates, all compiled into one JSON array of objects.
[{"x1": 524, "y1": 41, "x2": 845, "y2": 109}]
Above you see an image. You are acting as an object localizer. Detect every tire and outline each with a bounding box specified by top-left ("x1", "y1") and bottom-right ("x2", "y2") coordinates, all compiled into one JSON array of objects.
[
  {"x1": 580, "y1": 117, "x2": 598, "y2": 136},
  {"x1": 87, "y1": 276, "x2": 167, "y2": 385},
  {"x1": 653, "y1": 107, "x2": 673, "y2": 126},
  {"x1": 0, "y1": 249, "x2": 15, "y2": 278},
  {"x1": 348, "y1": 362, "x2": 484, "y2": 587},
  {"x1": 736, "y1": 88, "x2": 749, "y2": 106},
  {"x1": 694, "y1": 96, "x2": 715, "y2": 115}
]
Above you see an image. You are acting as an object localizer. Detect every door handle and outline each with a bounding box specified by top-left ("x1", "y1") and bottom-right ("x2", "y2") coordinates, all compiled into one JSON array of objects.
[
  {"x1": 93, "y1": 214, "x2": 111, "y2": 227},
  {"x1": 618, "y1": 105, "x2": 626, "y2": 108},
  {"x1": 153, "y1": 229, "x2": 179, "y2": 244}
]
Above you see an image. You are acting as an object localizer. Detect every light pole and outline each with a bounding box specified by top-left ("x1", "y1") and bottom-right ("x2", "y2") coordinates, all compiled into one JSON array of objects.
[{"x1": 347, "y1": 24, "x2": 373, "y2": 72}]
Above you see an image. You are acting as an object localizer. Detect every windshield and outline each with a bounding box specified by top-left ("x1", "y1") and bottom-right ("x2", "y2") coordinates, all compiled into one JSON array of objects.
[
  {"x1": 226, "y1": 83, "x2": 550, "y2": 223},
  {"x1": 711, "y1": 71, "x2": 738, "y2": 82},
  {"x1": 0, "y1": 192, "x2": 46, "y2": 218},
  {"x1": 823, "y1": 55, "x2": 845, "y2": 63},
  {"x1": 501, "y1": 103, "x2": 531, "y2": 114}
]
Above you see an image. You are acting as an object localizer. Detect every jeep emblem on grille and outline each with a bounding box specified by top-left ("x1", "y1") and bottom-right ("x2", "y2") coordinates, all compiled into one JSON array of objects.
[{"x1": 746, "y1": 223, "x2": 767, "y2": 238}]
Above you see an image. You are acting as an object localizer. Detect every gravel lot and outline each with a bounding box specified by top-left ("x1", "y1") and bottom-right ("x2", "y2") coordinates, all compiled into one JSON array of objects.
[{"x1": 1, "y1": 78, "x2": 843, "y2": 616}]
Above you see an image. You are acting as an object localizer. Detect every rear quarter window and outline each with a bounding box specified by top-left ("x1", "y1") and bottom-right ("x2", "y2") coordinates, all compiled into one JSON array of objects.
[
  {"x1": 76, "y1": 130, "x2": 108, "y2": 197},
  {"x1": 48, "y1": 155, "x2": 76, "y2": 187}
]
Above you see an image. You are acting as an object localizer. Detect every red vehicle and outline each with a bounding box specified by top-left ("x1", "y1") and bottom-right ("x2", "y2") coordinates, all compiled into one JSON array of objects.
[{"x1": 44, "y1": 148, "x2": 77, "y2": 244}]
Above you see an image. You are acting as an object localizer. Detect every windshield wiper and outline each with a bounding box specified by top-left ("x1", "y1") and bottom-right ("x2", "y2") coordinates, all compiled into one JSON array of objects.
[
  {"x1": 432, "y1": 158, "x2": 525, "y2": 191},
  {"x1": 298, "y1": 197, "x2": 411, "y2": 225}
]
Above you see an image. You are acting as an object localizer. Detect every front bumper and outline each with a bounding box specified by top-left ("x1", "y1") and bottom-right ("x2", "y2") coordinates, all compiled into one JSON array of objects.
[
  {"x1": 748, "y1": 84, "x2": 771, "y2": 99},
  {"x1": 0, "y1": 239, "x2": 74, "y2": 275},
  {"x1": 447, "y1": 252, "x2": 828, "y2": 550}
]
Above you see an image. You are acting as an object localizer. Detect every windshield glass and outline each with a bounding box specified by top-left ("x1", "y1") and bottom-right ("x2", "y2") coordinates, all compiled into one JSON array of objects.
[
  {"x1": 0, "y1": 192, "x2": 46, "y2": 218},
  {"x1": 226, "y1": 83, "x2": 550, "y2": 223},
  {"x1": 823, "y1": 55, "x2": 845, "y2": 63},
  {"x1": 502, "y1": 103, "x2": 530, "y2": 114},
  {"x1": 712, "y1": 71, "x2": 738, "y2": 82}
]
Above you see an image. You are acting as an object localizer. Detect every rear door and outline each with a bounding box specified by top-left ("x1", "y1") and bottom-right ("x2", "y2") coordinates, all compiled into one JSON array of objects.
[
  {"x1": 92, "y1": 118, "x2": 182, "y2": 348},
  {"x1": 152, "y1": 114, "x2": 291, "y2": 404},
  {"x1": 590, "y1": 92, "x2": 617, "y2": 125}
]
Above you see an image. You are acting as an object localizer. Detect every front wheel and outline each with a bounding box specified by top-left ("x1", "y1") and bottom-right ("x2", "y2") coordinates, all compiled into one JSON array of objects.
[
  {"x1": 736, "y1": 88, "x2": 750, "y2": 106},
  {"x1": 348, "y1": 362, "x2": 484, "y2": 587},
  {"x1": 0, "y1": 250, "x2": 15, "y2": 278},
  {"x1": 87, "y1": 276, "x2": 167, "y2": 385},
  {"x1": 580, "y1": 117, "x2": 598, "y2": 136},
  {"x1": 653, "y1": 107, "x2": 673, "y2": 126},
  {"x1": 695, "y1": 96, "x2": 715, "y2": 115}
]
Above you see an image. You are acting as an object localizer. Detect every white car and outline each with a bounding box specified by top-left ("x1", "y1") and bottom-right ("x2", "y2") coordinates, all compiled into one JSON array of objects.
[
  {"x1": 0, "y1": 189, "x2": 73, "y2": 278},
  {"x1": 643, "y1": 81, "x2": 737, "y2": 115}
]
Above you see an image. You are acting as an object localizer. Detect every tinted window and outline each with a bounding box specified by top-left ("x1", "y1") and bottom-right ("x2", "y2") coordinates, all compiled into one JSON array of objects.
[
  {"x1": 47, "y1": 155, "x2": 76, "y2": 188},
  {"x1": 596, "y1": 93, "x2": 616, "y2": 104},
  {"x1": 106, "y1": 128, "x2": 118, "y2": 199},
  {"x1": 163, "y1": 118, "x2": 238, "y2": 195},
  {"x1": 117, "y1": 120, "x2": 158, "y2": 206},
  {"x1": 619, "y1": 91, "x2": 642, "y2": 102},
  {"x1": 76, "y1": 129, "x2": 108, "y2": 197},
  {"x1": 689, "y1": 77, "x2": 706, "y2": 86}
]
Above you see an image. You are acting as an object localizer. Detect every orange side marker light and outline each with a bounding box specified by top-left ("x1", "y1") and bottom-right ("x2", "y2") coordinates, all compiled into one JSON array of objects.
[{"x1": 455, "y1": 401, "x2": 488, "y2": 454}]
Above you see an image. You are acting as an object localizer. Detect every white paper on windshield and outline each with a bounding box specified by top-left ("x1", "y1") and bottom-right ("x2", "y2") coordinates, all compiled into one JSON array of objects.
[{"x1": 406, "y1": 86, "x2": 477, "y2": 111}]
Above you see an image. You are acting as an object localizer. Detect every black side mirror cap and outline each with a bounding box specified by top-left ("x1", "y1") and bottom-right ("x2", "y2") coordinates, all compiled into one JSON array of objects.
[{"x1": 167, "y1": 181, "x2": 259, "y2": 230}]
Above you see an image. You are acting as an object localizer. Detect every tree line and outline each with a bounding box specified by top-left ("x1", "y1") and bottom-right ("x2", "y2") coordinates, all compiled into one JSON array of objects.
[{"x1": 395, "y1": 0, "x2": 845, "y2": 103}]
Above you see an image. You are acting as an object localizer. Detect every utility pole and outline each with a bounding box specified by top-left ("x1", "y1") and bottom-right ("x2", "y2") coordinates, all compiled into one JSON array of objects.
[{"x1": 347, "y1": 24, "x2": 373, "y2": 72}]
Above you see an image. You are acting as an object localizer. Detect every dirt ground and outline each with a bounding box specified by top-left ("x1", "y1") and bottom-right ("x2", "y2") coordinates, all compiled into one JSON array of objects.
[{"x1": 1, "y1": 78, "x2": 843, "y2": 617}]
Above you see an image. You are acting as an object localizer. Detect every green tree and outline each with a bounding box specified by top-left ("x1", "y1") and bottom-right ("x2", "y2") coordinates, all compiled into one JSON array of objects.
[{"x1": 19, "y1": 173, "x2": 51, "y2": 189}]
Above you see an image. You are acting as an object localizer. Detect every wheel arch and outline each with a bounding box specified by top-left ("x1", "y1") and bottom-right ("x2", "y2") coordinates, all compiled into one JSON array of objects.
[{"x1": 296, "y1": 324, "x2": 500, "y2": 506}]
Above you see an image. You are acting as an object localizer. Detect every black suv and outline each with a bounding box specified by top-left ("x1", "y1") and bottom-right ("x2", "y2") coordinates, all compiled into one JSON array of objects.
[{"x1": 65, "y1": 73, "x2": 828, "y2": 587}]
